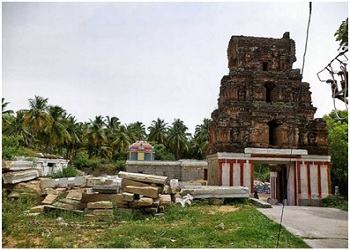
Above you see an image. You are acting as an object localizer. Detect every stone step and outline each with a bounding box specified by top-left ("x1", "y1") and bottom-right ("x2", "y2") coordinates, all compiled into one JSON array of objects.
[{"x1": 250, "y1": 198, "x2": 272, "y2": 208}]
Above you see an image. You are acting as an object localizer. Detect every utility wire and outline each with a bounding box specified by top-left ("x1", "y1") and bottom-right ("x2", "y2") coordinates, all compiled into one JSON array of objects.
[{"x1": 275, "y1": 2, "x2": 312, "y2": 248}]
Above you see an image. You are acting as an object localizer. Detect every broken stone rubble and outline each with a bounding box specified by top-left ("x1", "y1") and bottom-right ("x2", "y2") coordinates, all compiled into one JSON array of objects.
[
  {"x1": 2, "y1": 157, "x2": 70, "y2": 184},
  {"x1": 4, "y1": 171, "x2": 253, "y2": 220}
]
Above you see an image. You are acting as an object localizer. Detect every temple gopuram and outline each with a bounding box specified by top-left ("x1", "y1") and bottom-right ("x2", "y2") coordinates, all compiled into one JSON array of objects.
[{"x1": 207, "y1": 32, "x2": 331, "y2": 206}]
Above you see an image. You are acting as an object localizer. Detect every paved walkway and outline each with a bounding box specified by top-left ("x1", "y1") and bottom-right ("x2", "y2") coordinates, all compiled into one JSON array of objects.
[{"x1": 258, "y1": 205, "x2": 348, "y2": 248}]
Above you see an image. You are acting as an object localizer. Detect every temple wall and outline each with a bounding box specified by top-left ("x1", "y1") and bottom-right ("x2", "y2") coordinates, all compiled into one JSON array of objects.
[
  {"x1": 207, "y1": 150, "x2": 331, "y2": 206},
  {"x1": 126, "y1": 160, "x2": 207, "y2": 182}
]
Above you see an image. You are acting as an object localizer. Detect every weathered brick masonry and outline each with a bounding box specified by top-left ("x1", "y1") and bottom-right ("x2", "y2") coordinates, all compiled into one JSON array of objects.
[{"x1": 207, "y1": 32, "x2": 331, "y2": 206}]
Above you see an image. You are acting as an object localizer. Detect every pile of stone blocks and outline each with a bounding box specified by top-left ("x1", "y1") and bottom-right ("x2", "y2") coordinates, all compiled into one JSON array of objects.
[
  {"x1": 118, "y1": 171, "x2": 174, "y2": 214},
  {"x1": 27, "y1": 172, "x2": 177, "y2": 218},
  {"x1": 2, "y1": 160, "x2": 40, "y2": 184}
]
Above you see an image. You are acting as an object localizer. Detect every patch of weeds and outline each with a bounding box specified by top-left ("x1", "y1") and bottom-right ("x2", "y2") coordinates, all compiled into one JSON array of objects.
[
  {"x1": 46, "y1": 236, "x2": 65, "y2": 248},
  {"x1": 14, "y1": 238, "x2": 38, "y2": 248},
  {"x1": 322, "y1": 195, "x2": 348, "y2": 211}
]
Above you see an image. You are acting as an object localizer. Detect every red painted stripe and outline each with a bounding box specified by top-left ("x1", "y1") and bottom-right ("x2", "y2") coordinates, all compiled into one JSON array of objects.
[
  {"x1": 250, "y1": 154, "x2": 302, "y2": 159},
  {"x1": 327, "y1": 163, "x2": 331, "y2": 194},
  {"x1": 240, "y1": 162, "x2": 244, "y2": 186},
  {"x1": 250, "y1": 161, "x2": 254, "y2": 195},
  {"x1": 219, "y1": 163, "x2": 222, "y2": 186},
  {"x1": 230, "y1": 164, "x2": 233, "y2": 186},
  {"x1": 236, "y1": 159, "x2": 245, "y2": 165},
  {"x1": 306, "y1": 163, "x2": 311, "y2": 204},
  {"x1": 317, "y1": 164, "x2": 322, "y2": 198},
  {"x1": 294, "y1": 162, "x2": 297, "y2": 205},
  {"x1": 297, "y1": 162, "x2": 301, "y2": 197}
]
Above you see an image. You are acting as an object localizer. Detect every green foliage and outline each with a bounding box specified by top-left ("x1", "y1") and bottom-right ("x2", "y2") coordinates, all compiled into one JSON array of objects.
[
  {"x1": 72, "y1": 151, "x2": 126, "y2": 174},
  {"x1": 152, "y1": 143, "x2": 176, "y2": 160},
  {"x1": 254, "y1": 163, "x2": 270, "y2": 182},
  {"x1": 334, "y1": 18, "x2": 348, "y2": 48},
  {"x1": 2, "y1": 189, "x2": 38, "y2": 232},
  {"x1": 50, "y1": 165, "x2": 79, "y2": 178},
  {"x1": 324, "y1": 110, "x2": 348, "y2": 198},
  {"x1": 2, "y1": 95, "x2": 213, "y2": 173},
  {"x1": 2, "y1": 134, "x2": 37, "y2": 160},
  {"x1": 73, "y1": 152, "x2": 98, "y2": 169},
  {"x1": 322, "y1": 195, "x2": 348, "y2": 211},
  {"x1": 115, "y1": 160, "x2": 126, "y2": 172}
]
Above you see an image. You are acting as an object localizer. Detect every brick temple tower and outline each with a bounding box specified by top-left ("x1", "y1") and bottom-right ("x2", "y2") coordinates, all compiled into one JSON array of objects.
[{"x1": 207, "y1": 32, "x2": 331, "y2": 206}]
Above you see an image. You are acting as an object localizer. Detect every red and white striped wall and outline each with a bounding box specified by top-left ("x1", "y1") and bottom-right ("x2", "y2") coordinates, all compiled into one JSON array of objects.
[{"x1": 207, "y1": 148, "x2": 331, "y2": 206}]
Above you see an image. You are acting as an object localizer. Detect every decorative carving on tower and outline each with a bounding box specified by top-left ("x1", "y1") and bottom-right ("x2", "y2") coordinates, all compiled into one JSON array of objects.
[{"x1": 208, "y1": 32, "x2": 329, "y2": 155}]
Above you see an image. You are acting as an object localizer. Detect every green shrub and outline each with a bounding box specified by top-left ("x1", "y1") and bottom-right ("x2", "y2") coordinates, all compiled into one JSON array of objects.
[
  {"x1": 50, "y1": 165, "x2": 79, "y2": 178},
  {"x1": 322, "y1": 195, "x2": 348, "y2": 211},
  {"x1": 115, "y1": 160, "x2": 126, "y2": 172},
  {"x1": 2, "y1": 135, "x2": 36, "y2": 160}
]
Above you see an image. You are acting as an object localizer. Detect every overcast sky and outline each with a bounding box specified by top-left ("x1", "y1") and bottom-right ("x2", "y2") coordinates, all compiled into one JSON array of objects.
[{"x1": 2, "y1": 2, "x2": 348, "y2": 134}]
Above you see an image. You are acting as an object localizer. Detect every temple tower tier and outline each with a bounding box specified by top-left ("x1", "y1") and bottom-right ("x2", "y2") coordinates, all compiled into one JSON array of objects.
[{"x1": 207, "y1": 32, "x2": 331, "y2": 206}]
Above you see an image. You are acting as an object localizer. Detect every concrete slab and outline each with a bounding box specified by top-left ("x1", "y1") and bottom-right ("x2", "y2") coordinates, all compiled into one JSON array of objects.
[
  {"x1": 250, "y1": 198, "x2": 272, "y2": 208},
  {"x1": 2, "y1": 169, "x2": 40, "y2": 184},
  {"x1": 180, "y1": 186, "x2": 250, "y2": 199},
  {"x1": 258, "y1": 205, "x2": 348, "y2": 248},
  {"x1": 87, "y1": 201, "x2": 113, "y2": 209},
  {"x1": 40, "y1": 176, "x2": 86, "y2": 188}
]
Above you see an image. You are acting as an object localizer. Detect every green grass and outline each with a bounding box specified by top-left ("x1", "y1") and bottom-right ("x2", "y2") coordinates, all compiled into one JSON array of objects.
[
  {"x1": 2, "y1": 194, "x2": 309, "y2": 248},
  {"x1": 99, "y1": 204, "x2": 309, "y2": 248}
]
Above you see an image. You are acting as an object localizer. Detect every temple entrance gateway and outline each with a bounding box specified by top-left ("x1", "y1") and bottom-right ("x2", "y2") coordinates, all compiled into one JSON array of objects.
[
  {"x1": 207, "y1": 148, "x2": 331, "y2": 206},
  {"x1": 206, "y1": 33, "x2": 331, "y2": 206}
]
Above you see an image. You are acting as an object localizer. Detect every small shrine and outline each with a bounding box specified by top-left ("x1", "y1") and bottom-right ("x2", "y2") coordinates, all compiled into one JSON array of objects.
[{"x1": 127, "y1": 140, "x2": 155, "y2": 161}]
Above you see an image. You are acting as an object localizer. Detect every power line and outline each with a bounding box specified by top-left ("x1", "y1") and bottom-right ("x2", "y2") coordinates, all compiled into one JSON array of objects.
[{"x1": 275, "y1": 2, "x2": 312, "y2": 248}]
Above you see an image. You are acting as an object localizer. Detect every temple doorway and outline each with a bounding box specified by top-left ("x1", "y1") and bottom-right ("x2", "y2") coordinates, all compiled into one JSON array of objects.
[{"x1": 254, "y1": 162, "x2": 294, "y2": 205}]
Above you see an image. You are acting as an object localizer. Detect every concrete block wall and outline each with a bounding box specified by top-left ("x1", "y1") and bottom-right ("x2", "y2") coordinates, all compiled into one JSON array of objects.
[{"x1": 126, "y1": 160, "x2": 208, "y2": 181}]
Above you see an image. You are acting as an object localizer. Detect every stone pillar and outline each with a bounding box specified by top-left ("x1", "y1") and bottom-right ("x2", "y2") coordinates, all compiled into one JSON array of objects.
[{"x1": 269, "y1": 171, "x2": 278, "y2": 205}]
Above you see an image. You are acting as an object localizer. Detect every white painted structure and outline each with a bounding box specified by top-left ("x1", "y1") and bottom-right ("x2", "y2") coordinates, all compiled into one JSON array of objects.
[
  {"x1": 207, "y1": 148, "x2": 331, "y2": 206},
  {"x1": 2, "y1": 157, "x2": 70, "y2": 184},
  {"x1": 126, "y1": 159, "x2": 208, "y2": 181}
]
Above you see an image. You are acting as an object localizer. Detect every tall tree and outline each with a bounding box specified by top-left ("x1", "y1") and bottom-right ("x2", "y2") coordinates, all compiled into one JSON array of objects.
[
  {"x1": 2, "y1": 110, "x2": 31, "y2": 147},
  {"x1": 167, "y1": 118, "x2": 190, "y2": 160},
  {"x1": 22, "y1": 96, "x2": 53, "y2": 149},
  {"x1": 84, "y1": 115, "x2": 107, "y2": 158},
  {"x1": 64, "y1": 115, "x2": 83, "y2": 160},
  {"x1": 334, "y1": 18, "x2": 348, "y2": 49},
  {"x1": 147, "y1": 118, "x2": 168, "y2": 145},
  {"x1": 105, "y1": 116, "x2": 122, "y2": 160},
  {"x1": 324, "y1": 110, "x2": 348, "y2": 198},
  {"x1": 112, "y1": 124, "x2": 132, "y2": 156},
  {"x1": 44, "y1": 105, "x2": 71, "y2": 154},
  {"x1": 2, "y1": 98, "x2": 13, "y2": 115},
  {"x1": 191, "y1": 118, "x2": 211, "y2": 159},
  {"x1": 128, "y1": 122, "x2": 146, "y2": 140}
]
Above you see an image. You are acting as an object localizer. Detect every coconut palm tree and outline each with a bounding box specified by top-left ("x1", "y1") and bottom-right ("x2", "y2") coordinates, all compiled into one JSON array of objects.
[
  {"x1": 43, "y1": 105, "x2": 71, "y2": 154},
  {"x1": 167, "y1": 118, "x2": 190, "y2": 160},
  {"x1": 84, "y1": 115, "x2": 107, "y2": 158},
  {"x1": 111, "y1": 124, "x2": 132, "y2": 158},
  {"x1": 192, "y1": 118, "x2": 211, "y2": 159},
  {"x1": 2, "y1": 98, "x2": 14, "y2": 128},
  {"x1": 22, "y1": 96, "x2": 53, "y2": 149},
  {"x1": 2, "y1": 98, "x2": 13, "y2": 115},
  {"x1": 147, "y1": 118, "x2": 168, "y2": 145},
  {"x1": 128, "y1": 121, "x2": 146, "y2": 140},
  {"x1": 64, "y1": 115, "x2": 83, "y2": 160},
  {"x1": 2, "y1": 110, "x2": 32, "y2": 147},
  {"x1": 105, "y1": 116, "x2": 122, "y2": 160}
]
